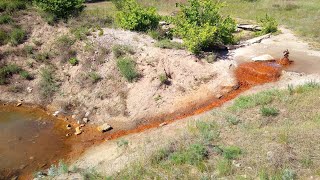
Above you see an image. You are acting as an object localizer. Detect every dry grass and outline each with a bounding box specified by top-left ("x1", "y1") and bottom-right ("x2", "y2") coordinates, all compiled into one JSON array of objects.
[{"x1": 112, "y1": 83, "x2": 320, "y2": 179}]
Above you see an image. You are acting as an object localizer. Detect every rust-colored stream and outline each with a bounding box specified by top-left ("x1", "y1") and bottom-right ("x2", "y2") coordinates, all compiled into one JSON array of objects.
[{"x1": 1, "y1": 59, "x2": 287, "y2": 180}]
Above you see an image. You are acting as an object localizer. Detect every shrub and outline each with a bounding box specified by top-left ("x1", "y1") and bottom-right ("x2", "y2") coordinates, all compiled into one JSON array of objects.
[
  {"x1": 260, "y1": 106, "x2": 279, "y2": 117},
  {"x1": 88, "y1": 71, "x2": 101, "y2": 83},
  {"x1": 222, "y1": 146, "x2": 242, "y2": 160},
  {"x1": 34, "y1": 52, "x2": 50, "y2": 63},
  {"x1": 68, "y1": 57, "x2": 79, "y2": 66},
  {"x1": 155, "y1": 39, "x2": 185, "y2": 49},
  {"x1": 225, "y1": 115, "x2": 240, "y2": 125},
  {"x1": 39, "y1": 67, "x2": 58, "y2": 99},
  {"x1": 0, "y1": 64, "x2": 22, "y2": 84},
  {"x1": 10, "y1": 28, "x2": 26, "y2": 46},
  {"x1": 258, "y1": 14, "x2": 278, "y2": 35},
  {"x1": 0, "y1": 14, "x2": 12, "y2": 24},
  {"x1": 117, "y1": 57, "x2": 138, "y2": 82},
  {"x1": 159, "y1": 73, "x2": 169, "y2": 85},
  {"x1": 71, "y1": 26, "x2": 90, "y2": 40},
  {"x1": 23, "y1": 45, "x2": 34, "y2": 55},
  {"x1": 115, "y1": 0, "x2": 160, "y2": 32},
  {"x1": 56, "y1": 35, "x2": 75, "y2": 47},
  {"x1": 112, "y1": 44, "x2": 135, "y2": 58},
  {"x1": 19, "y1": 70, "x2": 33, "y2": 80},
  {"x1": 169, "y1": 143, "x2": 207, "y2": 166},
  {"x1": 33, "y1": 0, "x2": 85, "y2": 19},
  {"x1": 0, "y1": 29, "x2": 8, "y2": 45},
  {"x1": 174, "y1": 0, "x2": 236, "y2": 54}
]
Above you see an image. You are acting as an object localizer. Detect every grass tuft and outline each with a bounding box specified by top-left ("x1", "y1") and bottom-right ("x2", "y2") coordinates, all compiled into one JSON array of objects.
[{"x1": 117, "y1": 57, "x2": 139, "y2": 82}]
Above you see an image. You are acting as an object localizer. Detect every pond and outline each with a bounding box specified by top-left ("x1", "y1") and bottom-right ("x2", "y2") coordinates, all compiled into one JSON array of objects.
[{"x1": 0, "y1": 106, "x2": 71, "y2": 179}]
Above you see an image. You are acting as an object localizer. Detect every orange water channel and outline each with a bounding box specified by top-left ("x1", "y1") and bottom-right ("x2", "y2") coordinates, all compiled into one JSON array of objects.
[{"x1": 0, "y1": 60, "x2": 286, "y2": 179}]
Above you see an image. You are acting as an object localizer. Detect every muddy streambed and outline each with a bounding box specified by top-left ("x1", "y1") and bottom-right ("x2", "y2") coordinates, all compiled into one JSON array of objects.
[{"x1": 0, "y1": 60, "x2": 285, "y2": 179}]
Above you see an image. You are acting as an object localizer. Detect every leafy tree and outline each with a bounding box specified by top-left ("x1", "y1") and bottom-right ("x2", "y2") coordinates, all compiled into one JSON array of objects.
[
  {"x1": 114, "y1": 0, "x2": 160, "y2": 32},
  {"x1": 174, "y1": 0, "x2": 236, "y2": 54},
  {"x1": 33, "y1": 0, "x2": 85, "y2": 19}
]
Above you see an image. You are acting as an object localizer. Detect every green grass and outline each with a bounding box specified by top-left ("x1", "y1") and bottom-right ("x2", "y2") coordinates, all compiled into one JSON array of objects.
[
  {"x1": 108, "y1": 83, "x2": 320, "y2": 179},
  {"x1": 116, "y1": 57, "x2": 139, "y2": 82},
  {"x1": 68, "y1": 57, "x2": 79, "y2": 66},
  {"x1": 39, "y1": 67, "x2": 58, "y2": 99},
  {"x1": 260, "y1": 106, "x2": 279, "y2": 117},
  {"x1": 0, "y1": 14, "x2": 12, "y2": 24},
  {"x1": 169, "y1": 143, "x2": 207, "y2": 166},
  {"x1": 9, "y1": 28, "x2": 26, "y2": 46},
  {"x1": 0, "y1": 0, "x2": 27, "y2": 13},
  {"x1": 216, "y1": 159, "x2": 232, "y2": 176},
  {"x1": 155, "y1": 39, "x2": 185, "y2": 50},
  {"x1": 0, "y1": 64, "x2": 22, "y2": 84},
  {"x1": 219, "y1": 0, "x2": 320, "y2": 48},
  {"x1": 222, "y1": 146, "x2": 242, "y2": 160},
  {"x1": 88, "y1": 71, "x2": 102, "y2": 83},
  {"x1": 112, "y1": 44, "x2": 135, "y2": 58},
  {"x1": 0, "y1": 29, "x2": 8, "y2": 45}
]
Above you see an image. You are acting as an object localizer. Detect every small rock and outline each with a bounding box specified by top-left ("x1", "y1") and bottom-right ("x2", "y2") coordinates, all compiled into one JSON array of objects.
[
  {"x1": 159, "y1": 122, "x2": 167, "y2": 127},
  {"x1": 71, "y1": 115, "x2": 76, "y2": 119},
  {"x1": 97, "y1": 123, "x2": 112, "y2": 132},
  {"x1": 84, "y1": 112, "x2": 90, "y2": 117},
  {"x1": 83, "y1": 118, "x2": 89, "y2": 123},
  {"x1": 252, "y1": 54, "x2": 275, "y2": 61},
  {"x1": 10, "y1": 176, "x2": 18, "y2": 180},
  {"x1": 232, "y1": 160, "x2": 241, "y2": 167},
  {"x1": 26, "y1": 87, "x2": 33, "y2": 93},
  {"x1": 74, "y1": 127, "x2": 82, "y2": 135},
  {"x1": 29, "y1": 156, "x2": 34, "y2": 160},
  {"x1": 66, "y1": 124, "x2": 72, "y2": 130},
  {"x1": 16, "y1": 103, "x2": 22, "y2": 107},
  {"x1": 66, "y1": 133, "x2": 71, "y2": 137},
  {"x1": 53, "y1": 111, "x2": 60, "y2": 117},
  {"x1": 216, "y1": 94, "x2": 223, "y2": 99},
  {"x1": 80, "y1": 124, "x2": 85, "y2": 127},
  {"x1": 232, "y1": 84, "x2": 240, "y2": 90}
]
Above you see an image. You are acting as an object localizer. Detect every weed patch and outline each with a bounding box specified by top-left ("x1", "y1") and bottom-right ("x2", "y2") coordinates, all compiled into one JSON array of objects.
[
  {"x1": 117, "y1": 57, "x2": 139, "y2": 82},
  {"x1": 260, "y1": 106, "x2": 279, "y2": 117},
  {"x1": 39, "y1": 67, "x2": 58, "y2": 99},
  {"x1": 155, "y1": 39, "x2": 184, "y2": 49}
]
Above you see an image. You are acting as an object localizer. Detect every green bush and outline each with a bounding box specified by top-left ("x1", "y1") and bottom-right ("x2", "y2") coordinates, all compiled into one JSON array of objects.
[
  {"x1": 0, "y1": 14, "x2": 12, "y2": 24},
  {"x1": 0, "y1": 29, "x2": 8, "y2": 45},
  {"x1": 115, "y1": 0, "x2": 160, "y2": 32},
  {"x1": 117, "y1": 57, "x2": 138, "y2": 82},
  {"x1": 174, "y1": 0, "x2": 236, "y2": 54},
  {"x1": 260, "y1": 106, "x2": 279, "y2": 117},
  {"x1": 258, "y1": 14, "x2": 278, "y2": 35},
  {"x1": 68, "y1": 57, "x2": 79, "y2": 66},
  {"x1": 10, "y1": 28, "x2": 26, "y2": 46},
  {"x1": 33, "y1": 0, "x2": 85, "y2": 19}
]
